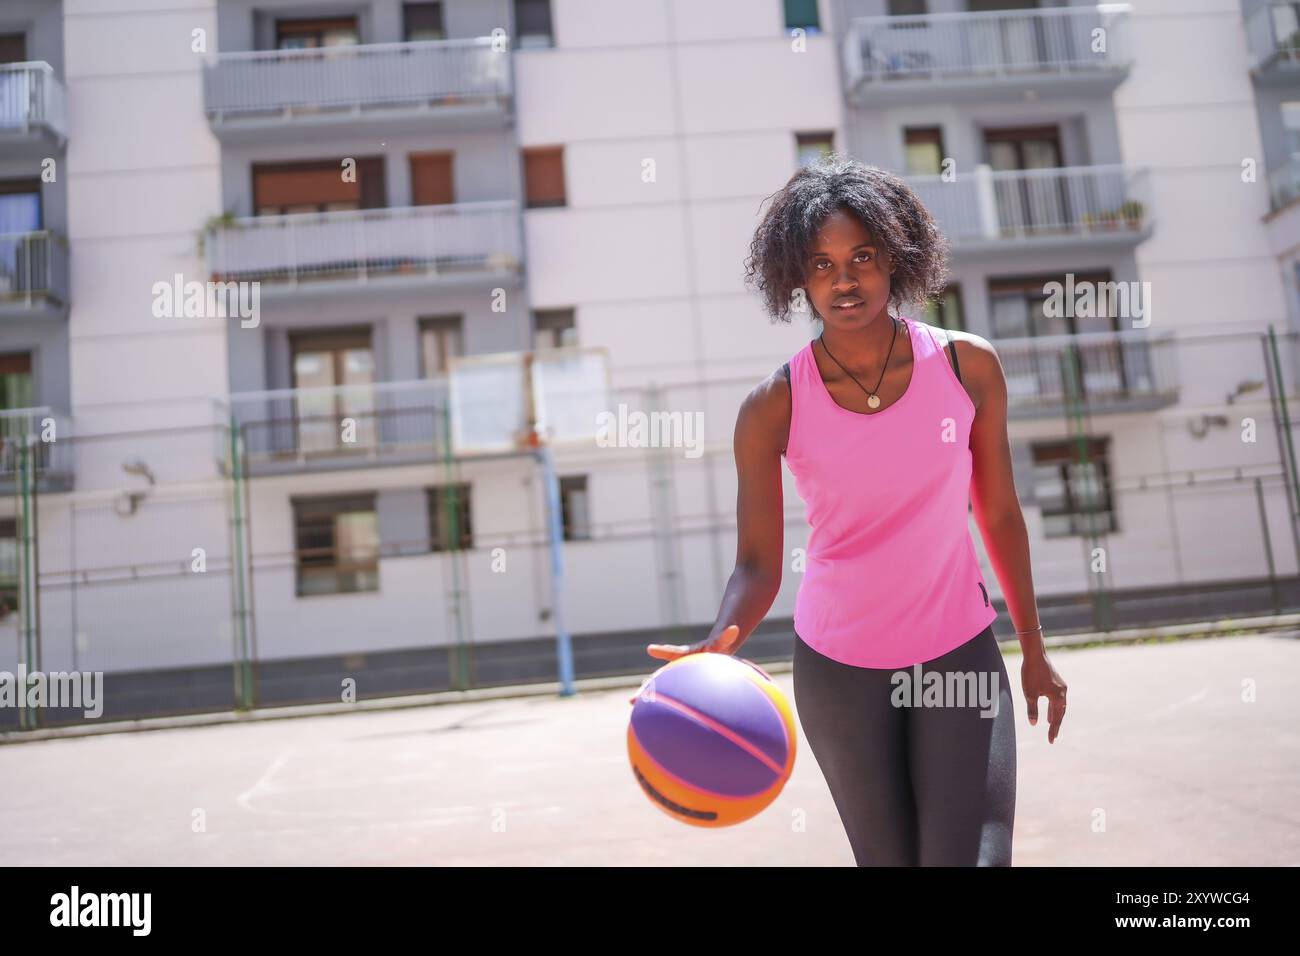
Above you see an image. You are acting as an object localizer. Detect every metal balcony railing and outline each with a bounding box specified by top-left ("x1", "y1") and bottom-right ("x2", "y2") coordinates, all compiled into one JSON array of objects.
[
  {"x1": 221, "y1": 379, "x2": 453, "y2": 470},
  {"x1": 907, "y1": 164, "x2": 1150, "y2": 246},
  {"x1": 0, "y1": 408, "x2": 72, "y2": 483},
  {"x1": 0, "y1": 62, "x2": 66, "y2": 138},
  {"x1": 0, "y1": 232, "x2": 69, "y2": 306},
  {"x1": 1245, "y1": 1, "x2": 1300, "y2": 70},
  {"x1": 995, "y1": 329, "x2": 1176, "y2": 414},
  {"x1": 844, "y1": 4, "x2": 1131, "y2": 87},
  {"x1": 205, "y1": 201, "x2": 521, "y2": 288},
  {"x1": 1268, "y1": 156, "x2": 1300, "y2": 211},
  {"x1": 202, "y1": 37, "x2": 510, "y2": 120}
]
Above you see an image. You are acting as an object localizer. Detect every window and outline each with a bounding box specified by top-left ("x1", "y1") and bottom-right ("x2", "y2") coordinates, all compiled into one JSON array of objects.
[
  {"x1": 904, "y1": 127, "x2": 945, "y2": 176},
  {"x1": 293, "y1": 495, "x2": 380, "y2": 596},
  {"x1": 0, "y1": 353, "x2": 33, "y2": 411},
  {"x1": 403, "y1": 3, "x2": 445, "y2": 41},
  {"x1": 276, "y1": 17, "x2": 359, "y2": 49},
  {"x1": 990, "y1": 272, "x2": 1137, "y2": 403},
  {"x1": 409, "y1": 152, "x2": 454, "y2": 206},
  {"x1": 1271, "y1": 3, "x2": 1300, "y2": 56},
  {"x1": 0, "y1": 34, "x2": 26, "y2": 64},
  {"x1": 291, "y1": 329, "x2": 376, "y2": 453},
  {"x1": 559, "y1": 475, "x2": 591, "y2": 541},
  {"x1": 0, "y1": 183, "x2": 41, "y2": 300},
  {"x1": 988, "y1": 272, "x2": 1117, "y2": 339},
  {"x1": 514, "y1": 0, "x2": 554, "y2": 48},
  {"x1": 252, "y1": 159, "x2": 386, "y2": 216},
  {"x1": 1284, "y1": 102, "x2": 1300, "y2": 159},
  {"x1": 784, "y1": 0, "x2": 821, "y2": 33},
  {"x1": 0, "y1": 517, "x2": 17, "y2": 622},
  {"x1": 523, "y1": 147, "x2": 566, "y2": 208},
  {"x1": 0, "y1": 180, "x2": 42, "y2": 290},
  {"x1": 921, "y1": 285, "x2": 964, "y2": 331},
  {"x1": 984, "y1": 126, "x2": 1066, "y2": 233},
  {"x1": 888, "y1": 0, "x2": 927, "y2": 15},
  {"x1": 419, "y1": 316, "x2": 464, "y2": 376},
  {"x1": 796, "y1": 132, "x2": 834, "y2": 167},
  {"x1": 533, "y1": 309, "x2": 576, "y2": 349},
  {"x1": 984, "y1": 126, "x2": 1062, "y2": 172},
  {"x1": 428, "y1": 483, "x2": 472, "y2": 551},
  {"x1": 1031, "y1": 439, "x2": 1116, "y2": 538}
]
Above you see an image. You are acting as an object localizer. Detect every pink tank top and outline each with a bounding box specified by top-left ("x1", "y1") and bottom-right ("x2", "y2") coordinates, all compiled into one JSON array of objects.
[{"x1": 783, "y1": 314, "x2": 998, "y2": 668}]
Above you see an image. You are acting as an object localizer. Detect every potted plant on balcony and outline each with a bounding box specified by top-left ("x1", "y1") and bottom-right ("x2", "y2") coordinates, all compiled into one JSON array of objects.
[
  {"x1": 1100, "y1": 208, "x2": 1120, "y2": 230},
  {"x1": 196, "y1": 210, "x2": 239, "y2": 276},
  {"x1": 1120, "y1": 199, "x2": 1144, "y2": 229}
]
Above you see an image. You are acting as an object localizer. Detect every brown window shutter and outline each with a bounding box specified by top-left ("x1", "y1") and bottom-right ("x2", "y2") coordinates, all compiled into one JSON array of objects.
[
  {"x1": 524, "y1": 147, "x2": 566, "y2": 208},
  {"x1": 0, "y1": 34, "x2": 26, "y2": 64},
  {"x1": 410, "y1": 152, "x2": 455, "y2": 206},
  {"x1": 0, "y1": 353, "x2": 32, "y2": 376},
  {"x1": 357, "y1": 157, "x2": 387, "y2": 209},
  {"x1": 253, "y1": 161, "x2": 360, "y2": 212}
]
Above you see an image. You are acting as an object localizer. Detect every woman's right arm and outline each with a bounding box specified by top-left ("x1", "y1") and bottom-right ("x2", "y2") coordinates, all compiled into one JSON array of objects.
[{"x1": 646, "y1": 368, "x2": 790, "y2": 660}]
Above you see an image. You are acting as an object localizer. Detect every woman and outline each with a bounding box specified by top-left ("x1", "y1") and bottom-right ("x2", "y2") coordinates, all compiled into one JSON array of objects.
[{"x1": 644, "y1": 156, "x2": 1068, "y2": 866}]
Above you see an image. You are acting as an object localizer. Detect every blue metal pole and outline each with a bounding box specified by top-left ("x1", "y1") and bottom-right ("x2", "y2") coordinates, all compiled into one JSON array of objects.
[{"x1": 537, "y1": 443, "x2": 575, "y2": 697}]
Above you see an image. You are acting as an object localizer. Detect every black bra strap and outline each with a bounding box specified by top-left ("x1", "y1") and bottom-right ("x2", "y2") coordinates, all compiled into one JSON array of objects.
[
  {"x1": 781, "y1": 361, "x2": 790, "y2": 383},
  {"x1": 945, "y1": 329, "x2": 962, "y2": 384}
]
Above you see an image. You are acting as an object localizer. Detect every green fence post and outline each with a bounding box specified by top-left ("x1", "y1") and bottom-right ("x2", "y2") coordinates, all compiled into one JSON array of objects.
[
  {"x1": 1061, "y1": 340, "x2": 1112, "y2": 632},
  {"x1": 440, "y1": 402, "x2": 470, "y2": 692},
  {"x1": 1264, "y1": 325, "x2": 1300, "y2": 580},
  {"x1": 16, "y1": 439, "x2": 38, "y2": 730},
  {"x1": 228, "y1": 418, "x2": 253, "y2": 711},
  {"x1": 1255, "y1": 475, "x2": 1280, "y2": 614}
]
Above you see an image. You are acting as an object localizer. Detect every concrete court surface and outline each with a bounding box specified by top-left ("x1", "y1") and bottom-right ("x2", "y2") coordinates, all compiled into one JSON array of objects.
[{"x1": 0, "y1": 633, "x2": 1297, "y2": 866}]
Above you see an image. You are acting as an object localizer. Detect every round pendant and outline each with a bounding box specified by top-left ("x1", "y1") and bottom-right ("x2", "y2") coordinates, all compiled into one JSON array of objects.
[{"x1": 867, "y1": 394, "x2": 881, "y2": 409}]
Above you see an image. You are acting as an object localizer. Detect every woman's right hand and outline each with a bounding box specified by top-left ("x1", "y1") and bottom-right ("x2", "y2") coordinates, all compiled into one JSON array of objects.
[
  {"x1": 630, "y1": 626, "x2": 744, "y2": 704},
  {"x1": 645, "y1": 624, "x2": 742, "y2": 662}
]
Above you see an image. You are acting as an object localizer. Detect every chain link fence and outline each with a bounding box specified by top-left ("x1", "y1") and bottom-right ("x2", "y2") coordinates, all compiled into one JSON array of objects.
[{"x1": 5, "y1": 326, "x2": 1300, "y2": 730}]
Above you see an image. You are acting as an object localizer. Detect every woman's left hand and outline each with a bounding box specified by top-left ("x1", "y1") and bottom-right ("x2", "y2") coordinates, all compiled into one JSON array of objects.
[{"x1": 1021, "y1": 650, "x2": 1067, "y2": 744}]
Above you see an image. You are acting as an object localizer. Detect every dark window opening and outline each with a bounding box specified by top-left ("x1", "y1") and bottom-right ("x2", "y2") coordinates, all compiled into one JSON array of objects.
[
  {"x1": 293, "y1": 494, "x2": 380, "y2": 596},
  {"x1": 1031, "y1": 438, "x2": 1116, "y2": 538}
]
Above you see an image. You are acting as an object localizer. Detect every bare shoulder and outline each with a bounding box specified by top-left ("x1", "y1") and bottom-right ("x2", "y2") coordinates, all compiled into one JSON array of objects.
[
  {"x1": 944, "y1": 329, "x2": 1003, "y2": 412},
  {"x1": 735, "y1": 365, "x2": 792, "y2": 457}
]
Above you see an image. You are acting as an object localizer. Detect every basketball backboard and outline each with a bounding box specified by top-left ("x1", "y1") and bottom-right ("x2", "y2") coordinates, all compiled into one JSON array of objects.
[
  {"x1": 448, "y1": 346, "x2": 611, "y2": 457},
  {"x1": 448, "y1": 351, "x2": 529, "y2": 456}
]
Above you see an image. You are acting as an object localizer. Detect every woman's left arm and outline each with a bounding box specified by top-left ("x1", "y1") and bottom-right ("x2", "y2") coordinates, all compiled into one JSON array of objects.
[{"x1": 958, "y1": 333, "x2": 1069, "y2": 744}]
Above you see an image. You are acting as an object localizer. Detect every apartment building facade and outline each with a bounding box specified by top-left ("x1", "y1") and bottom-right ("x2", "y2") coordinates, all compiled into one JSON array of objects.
[{"x1": 0, "y1": 0, "x2": 1293, "y2": 719}]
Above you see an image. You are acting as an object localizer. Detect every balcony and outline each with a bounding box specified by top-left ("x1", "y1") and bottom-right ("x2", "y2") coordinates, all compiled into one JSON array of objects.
[
  {"x1": 0, "y1": 62, "x2": 66, "y2": 155},
  {"x1": 218, "y1": 379, "x2": 452, "y2": 476},
  {"x1": 996, "y1": 329, "x2": 1177, "y2": 420},
  {"x1": 0, "y1": 231, "x2": 69, "y2": 320},
  {"x1": 202, "y1": 38, "x2": 511, "y2": 144},
  {"x1": 1267, "y1": 156, "x2": 1300, "y2": 211},
  {"x1": 908, "y1": 164, "x2": 1152, "y2": 255},
  {"x1": 205, "y1": 201, "x2": 522, "y2": 300},
  {"x1": 1246, "y1": 1, "x2": 1300, "y2": 82},
  {"x1": 0, "y1": 408, "x2": 73, "y2": 492},
  {"x1": 843, "y1": 5, "x2": 1132, "y2": 106},
  {"x1": 1263, "y1": 157, "x2": 1300, "y2": 256}
]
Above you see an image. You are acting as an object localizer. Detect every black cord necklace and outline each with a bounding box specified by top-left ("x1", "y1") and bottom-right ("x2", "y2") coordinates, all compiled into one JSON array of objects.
[{"x1": 817, "y1": 315, "x2": 899, "y2": 410}]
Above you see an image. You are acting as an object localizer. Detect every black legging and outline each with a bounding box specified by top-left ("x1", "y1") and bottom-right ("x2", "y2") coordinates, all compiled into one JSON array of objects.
[{"x1": 792, "y1": 624, "x2": 1017, "y2": 866}]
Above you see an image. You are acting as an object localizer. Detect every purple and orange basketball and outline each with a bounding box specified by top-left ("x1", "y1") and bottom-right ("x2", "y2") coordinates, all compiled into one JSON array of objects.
[{"x1": 627, "y1": 652, "x2": 797, "y2": 827}]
